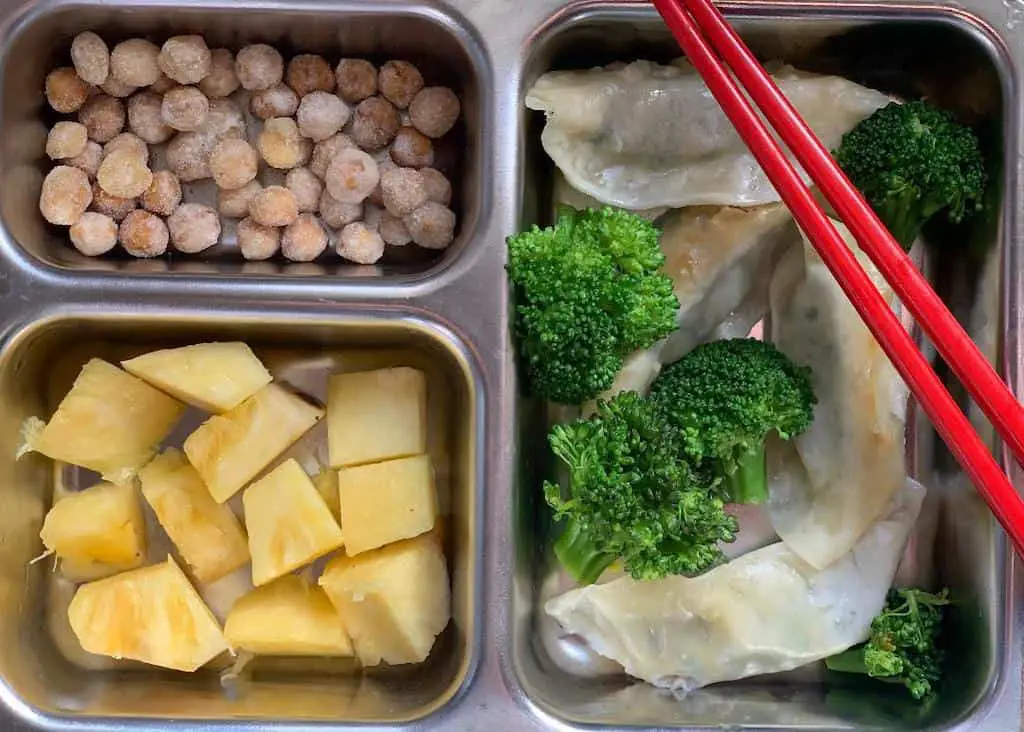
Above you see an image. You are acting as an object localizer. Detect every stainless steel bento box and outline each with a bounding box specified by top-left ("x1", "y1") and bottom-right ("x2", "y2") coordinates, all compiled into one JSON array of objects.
[{"x1": 0, "y1": 0, "x2": 1020, "y2": 730}]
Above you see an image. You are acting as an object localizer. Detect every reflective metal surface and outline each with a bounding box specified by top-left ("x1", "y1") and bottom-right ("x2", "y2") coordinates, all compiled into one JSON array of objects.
[{"x1": 0, "y1": 0, "x2": 1018, "y2": 731}]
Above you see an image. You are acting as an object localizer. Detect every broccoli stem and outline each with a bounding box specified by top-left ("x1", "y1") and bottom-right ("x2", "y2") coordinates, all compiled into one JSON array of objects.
[
  {"x1": 825, "y1": 647, "x2": 870, "y2": 675},
  {"x1": 725, "y1": 442, "x2": 769, "y2": 505},
  {"x1": 553, "y1": 518, "x2": 617, "y2": 585}
]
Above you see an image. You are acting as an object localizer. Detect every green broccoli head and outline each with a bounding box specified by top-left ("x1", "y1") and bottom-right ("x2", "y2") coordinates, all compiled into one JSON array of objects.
[
  {"x1": 826, "y1": 587, "x2": 950, "y2": 701},
  {"x1": 648, "y1": 338, "x2": 816, "y2": 505},
  {"x1": 507, "y1": 207, "x2": 679, "y2": 405},
  {"x1": 544, "y1": 390, "x2": 737, "y2": 585},
  {"x1": 836, "y1": 100, "x2": 986, "y2": 249}
]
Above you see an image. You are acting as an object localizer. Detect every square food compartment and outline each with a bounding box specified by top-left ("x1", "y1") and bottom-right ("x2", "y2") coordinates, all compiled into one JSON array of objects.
[
  {"x1": 0, "y1": 0, "x2": 487, "y2": 280},
  {"x1": 0, "y1": 309, "x2": 481, "y2": 725},
  {"x1": 510, "y1": 5, "x2": 1012, "y2": 730}
]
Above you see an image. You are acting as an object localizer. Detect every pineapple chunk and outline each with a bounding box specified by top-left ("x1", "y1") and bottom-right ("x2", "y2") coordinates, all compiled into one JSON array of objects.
[
  {"x1": 139, "y1": 449, "x2": 250, "y2": 584},
  {"x1": 312, "y1": 467, "x2": 340, "y2": 521},
  {"x1": 40, "y1": 481, "x2": 146, "y2": 578},
  {"x1": 224, "y1": 575, "x2": 352, "y2": 656},
  {"x1": 243, "y1": 459, "x2": 344, "y2": 586},
  {"x1": 22, "y1": 359, "x2": 184, "y2": 483},
  {"x1": 184, "y1": 383, "x2": 323, "y2": 503},
  {"x1": 67, "y1": 556, "x2": 230, "y2": 672},
  {"x1": 338, "y1": 455, "x2": 437, "y2": 555},
  {"x1": 327, "y1": 367, "x2": 426, "y2": 468},
  {"x1": 318, "y1": 534, "x2": 450, "y2": 666},
  {"x1": 122, "y1": 342, "x2": 272, "y2": 413}
]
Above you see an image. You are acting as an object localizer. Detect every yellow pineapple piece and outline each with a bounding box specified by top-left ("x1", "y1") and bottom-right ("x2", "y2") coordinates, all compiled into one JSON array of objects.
[
  {"x1": 243, "y1": 459, "x2": 344, "y2": 586},
  {"x1": 67, "y1": 556, "x2": 230, "y2": 672},
  {"x1": 318, "y1": 534, "x2": 450, "y2": 666},
  {"x1": 40, "y1": 481, "x2": 146, "y2": 579},
  {"x1": 327, "y1": 367, "x2": 426, "y2": 468},
  {"x1": 139, "y1": 449, "x2": 250, "y2": 584},
  {"x1": 184, "y1": 383, "x2": 323, "y2": 503},
  {"x1": 21, "y1": 359, "x2": 184, "y2": 483},
  {"x1": 224, "y1": 575, "x2": 353, "y2": 656},
  {"x1": 338, "y1": 455, "x2": 437, "y2": 555},
  {"x1": 312, "y1": 467, "x2": 340, "y2": 521},
  {"x1": 122, "y1": 342, "x2": 272, "y2": 413}
]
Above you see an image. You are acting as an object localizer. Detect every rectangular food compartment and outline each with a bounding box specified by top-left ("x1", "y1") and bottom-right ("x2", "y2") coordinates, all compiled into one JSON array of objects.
[
  {"x1": 0, "y1": 0, "x2": 486, "y2": 279},
  {"x1": 511, "y1": 6, "x2": 1011, "y2": 730},
  {"x1": 0, "y1": 309, "x2": 480, "y2": 725}
]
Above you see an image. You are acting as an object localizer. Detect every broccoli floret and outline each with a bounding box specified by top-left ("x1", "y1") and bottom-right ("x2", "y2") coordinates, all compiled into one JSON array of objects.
[
  {"x1": 835, "y1": 100, "x2": 985, "y2": 250},
  {"x1": 544, "y1": 391, "x2": 737, "y2": 585},
  {"x1": 826, "y1": 588, "x2": 950, "y2": 700},
  {"x1": 648, "y1": 338, "x2": 816, "y2": 505},
  {"x1": 507, "y1": 207, "x2": 679, "y2": 405}
]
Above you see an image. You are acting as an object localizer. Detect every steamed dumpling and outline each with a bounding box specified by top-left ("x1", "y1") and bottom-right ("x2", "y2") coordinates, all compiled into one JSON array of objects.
[
  {"x1": 545, "y1": 478, "x2": 926, "y2": 692},
  {"x1": 526, "y1": 59, "x2": 890, "y2": 210},
  {"x1": 767, "y1": 219, "x2": 908, "y2": 569}
]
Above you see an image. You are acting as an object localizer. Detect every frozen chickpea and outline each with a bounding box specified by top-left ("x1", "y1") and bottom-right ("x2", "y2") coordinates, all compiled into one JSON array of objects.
[
  {"x1": 103, "y1": 133, "x2": 149, "y2": 163},
  {"x1": 66, "y1": 140, "x2": 103, "y2": 179},
  {"x1": 285, "y1": 167, "x2": 322, "y2": 213},
  {"x1": 250, "y1": 185, "x2": 298, "y2": 226},
  {"x1": 91, "y1": 181, "x2": 136, "y2": 221},
  {"x1": 78, "y1": 95, "x2": 125, "y2": 143},
  {"x1": 296, "y1": 91, "x2": 350, "y2": 142},
  {"x1": 404, "y1": 201, "x2": 455, "y2": 249},
  {"x1": 378, "y1": 60, "x2": 423, "y2": 110},
  {"x1": 325, "y1": 148, "x2": 379, "y2": 203},
  {"x1": 281, "y1": 213, "x2": 327, "y2": 262},
  {"x1": 318, "y1": 190, "x2": 362, "y2": 229},
  {"x1": 362, "y1": 203, "x2": 383, "y2": 231},
  {"x1": 97, "y1": 148, "x2": 153, "y2": 198},
  {"x1": 337, "y1": 221, "x2": 384, "y2": 264},
  {"x1": 237, "y1": 217, "x2": 280, "y2": 260},
  {"x1": 100, "y1": 76, "x2": 137, "y2": 98},
  {"x1": 199, "y1": 49, "x2": 239, "y2": 98},
  {"x1": 286, "y1": 54, "x2": 334, "y2": 97},
  {"x1": 379, "y1": 210, "x2": 412, "y2": 246},
  {"x1": 390, "y1": 125, "x2": 434, "y2": 168},
  {"x1": 69, "y1": 211, "x2": 117, "y2": 255},
  {"x1": 127, "y1": 92, "x2": 173, "y2": 144},
  {"x1": 45, "y1": 67, "x2": 89, "y2": 114},
  {"x1": 150, "y1": 73, "x2": 177, "y2": 95},
  {"x1": 166, "y1": 131, "x2": 216, "y2": 182},
  {"x1": 366, "y1": 155, "x2": 396, "y2": 207},
  {"x1": 119, "y1": 210, "x2": 168, "y2": 257},
  {"x1": 202, "y1": 98, "x2": 246, "y2": 141},
  {"x1": 218, "y1": 180, "x2": 262, "y2": 218},
  {"x1": 167, "y1": 202, "x2": 221, "y2": 253},
  {"x1": 418, "y1": 167, "x2": 452, "y2": 206},
  {"x1": 141, "y1": 170, "x2": 182, "y2": 216},
  {"x1": 235, "y1": 44, "x2": 283, "y2": 91},
  {"x1": 310, "y1": 133, "x2": 356, "y2": 180},
  {"x1": 46, "y1": 121, "x2": 88, "y2": 161},
  {"x1": 39, "y1": 166, "x2": 92, "y2": 225},
  {"x1": 335, "y1": 59, "x2": 377, "y2": 103},
  {"x1": 258, "y1": 117, "x2": 310, "y2": 170},
  {"x1": 349, "y1": 96, "x2": 400, "y2": 151},
  {"x1": 161, "y1": 86, "x2": 209, "y2": 132},
  {"x1": 70, "y1": 32, "x2": 109, "y2": 85},
  {"x1": 409, "y1": 86, "x2": 461, "y2": 139},
  {"x1": 110, "y1": 39, "x2": 162, "y2": 87},
  {"x1": 209, "y1": 138, "x2": 258, "y2": 190},
  {"x1": 249, "y1": 83, "x2": 299, "y2": 120},
  {"x1": 158, "y1": 35, "x2": 211, "y2": 85},
  {"x1": 380, "y1": 167, "x2": 428, "y2": 217}
]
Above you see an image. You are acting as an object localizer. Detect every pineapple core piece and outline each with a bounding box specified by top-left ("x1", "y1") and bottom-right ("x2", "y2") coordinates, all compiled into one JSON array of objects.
[
  {"x1": 67, "y1": 556, "x2": 230, "y2": 672},
  {"x1": 184, "y1": 383, "x2": 323, "y2": 503},
  {"x1": 224, "y1": 575, "x2": 353, "y2": 656},
  {"x1": 122, "y1": 342, "x2": 273, "y2": 413},
  {"x1": 40, "y1": 481, "x2": 146, "y2": 578},
  {"x1": 139, "y1": 449, "x2": 250, "y2": 584},
  {"x1": 327, "y1": 367, "x2": 427, "y2": 468},
  {"x1": 338, "y1": 454, "x2": 437, "y2": 556},
  {"x1": 23, "y1": 358, "x2": 184, "y2": 483},
  {"x1": 243, "y1": 459, "x2": 344, "y2": 586},
  {"x1": 319, "y1": 534, "x2": 450, "y2": 666}
]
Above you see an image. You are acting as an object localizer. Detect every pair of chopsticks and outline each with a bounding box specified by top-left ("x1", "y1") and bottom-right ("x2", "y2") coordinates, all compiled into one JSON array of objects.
[{"x1": 650, "y1": 0, "x2": 1024, "y2": 555}]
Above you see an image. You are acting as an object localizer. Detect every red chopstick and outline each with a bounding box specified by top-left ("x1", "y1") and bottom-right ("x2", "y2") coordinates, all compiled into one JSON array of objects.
[{"x1": 650, "y1": 0, "x2": 1024, "y2": 555}]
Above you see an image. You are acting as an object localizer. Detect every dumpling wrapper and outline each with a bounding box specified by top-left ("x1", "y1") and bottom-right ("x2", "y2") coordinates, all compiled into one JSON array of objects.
[
  {"x1": 545, "y1": 477, "x2": 926, "y2": 692},
  {"x1": 526, "y1": 59, "x2": 891, "y2": 210},
  {"x1": 767, "y1": 219, "x2": 908, "y2": 569}
]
